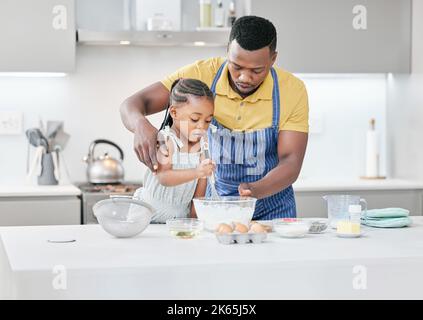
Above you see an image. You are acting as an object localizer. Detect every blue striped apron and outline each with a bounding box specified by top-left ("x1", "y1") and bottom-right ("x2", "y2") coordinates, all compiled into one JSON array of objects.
[{"x1": 206, "y1": 61, "x2": 296, "y2": 220}]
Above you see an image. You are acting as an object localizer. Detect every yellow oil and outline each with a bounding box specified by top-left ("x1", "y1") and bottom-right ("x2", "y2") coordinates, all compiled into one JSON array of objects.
[{"x1": 170, "y1": 230, "x2": 200, "y2": 239}]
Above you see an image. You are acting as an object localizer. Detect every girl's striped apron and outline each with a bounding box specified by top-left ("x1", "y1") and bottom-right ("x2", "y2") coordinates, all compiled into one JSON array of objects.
[{"x1": 207, "y1": 61, "x2": 296, "y2": 220}]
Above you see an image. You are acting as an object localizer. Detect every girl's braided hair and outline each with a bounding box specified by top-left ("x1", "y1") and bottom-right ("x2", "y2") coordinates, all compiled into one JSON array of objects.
[{"x1": 160, "y1": 78, "x2": 214, "y2": 130}]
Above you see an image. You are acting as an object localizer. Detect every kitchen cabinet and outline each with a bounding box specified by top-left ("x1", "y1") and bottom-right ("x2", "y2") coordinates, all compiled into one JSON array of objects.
[
  {"x1": 295, "y1": 189, "x2": 423, "y2": 218},
  {"x1": 250, "y1": 0, "x2": 411, "y2": 73},
  {"x1": 77, "y1": 0, "x2": 249, "y2": 31},
  {"x1": 76, "y1": 0, "x2": 248, "y2": 47},
  {"x1": 0, "y1": 196, "x2": 81, "y2": 226},
  {"x1": 77, "y1": 29, "x2": 230, "y2": 46},
  {"x1": 0, "y1": 0, "x2": 75, "y2": 72}
]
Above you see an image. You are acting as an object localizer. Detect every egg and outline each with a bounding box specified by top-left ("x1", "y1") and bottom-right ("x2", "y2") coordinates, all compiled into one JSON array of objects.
[
  {"x1": 263, "y1": 225, "x2": 273, "y2": 233},
  {"x1": 249, "y1": 222, "x2": 267, "y2": 233},
  {"x1": 216, "y1": 223, "x2": 233, "y2": 234},
  {"x1": 233, "y1": 222, "x2": 249, "y2": 233}
]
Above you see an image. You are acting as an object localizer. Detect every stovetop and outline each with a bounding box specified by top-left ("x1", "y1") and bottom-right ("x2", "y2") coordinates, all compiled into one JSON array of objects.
[{"x1": 76, "y1": 182, "x2": 142, "y2": 194}]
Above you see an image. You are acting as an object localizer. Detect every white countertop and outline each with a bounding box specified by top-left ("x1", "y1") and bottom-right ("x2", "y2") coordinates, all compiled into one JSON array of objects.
[
  {"x1": 1, "y1": 179, "x2": 421, "y2": 198},
  {"x1": 1, "y1": 217, "x2": 423, "y2": 299},
  {"x1": 0, "y1": 184, "x2": 81, "y2": 197},
  {"x1": 293, "y1": 178, "x2": 423, "y2": 191}
]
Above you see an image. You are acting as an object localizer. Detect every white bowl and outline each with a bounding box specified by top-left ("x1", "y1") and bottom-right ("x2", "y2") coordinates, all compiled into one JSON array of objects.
[
  {"x1": 193, "y1": 196, "x2": 257, "y2": 231},
  {"x1": 93, "y1": 196, "x2": 154, "y2": 238},
  {"x1": 273, "y1": 219, "x2": 310, "y2": 238}
]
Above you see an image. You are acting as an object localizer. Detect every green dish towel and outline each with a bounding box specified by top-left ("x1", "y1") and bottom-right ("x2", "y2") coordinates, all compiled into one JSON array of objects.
[{"x1": 361, "y1": 208, "x2": 412, "y2": 228}]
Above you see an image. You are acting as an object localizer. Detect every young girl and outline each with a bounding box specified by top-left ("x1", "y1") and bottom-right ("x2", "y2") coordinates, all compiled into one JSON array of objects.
[{"x1": 133, "y1": 78, "x2": 215, "y2": 223}]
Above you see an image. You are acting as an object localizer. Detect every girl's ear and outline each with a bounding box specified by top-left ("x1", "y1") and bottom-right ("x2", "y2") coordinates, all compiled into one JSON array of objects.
[{"x1": 169, "y1": 106, "x2": 178, "y2": 119}]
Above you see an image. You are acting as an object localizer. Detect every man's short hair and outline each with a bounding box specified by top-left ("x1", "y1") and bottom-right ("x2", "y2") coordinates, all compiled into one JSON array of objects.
[{"x1": 229, "y1": 15, "x2": 277, "y2": 53}]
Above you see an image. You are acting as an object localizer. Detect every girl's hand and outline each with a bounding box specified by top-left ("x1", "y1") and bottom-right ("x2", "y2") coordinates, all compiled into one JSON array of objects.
[
  {"x1": 238, "y1": 183, "x2": 253, "y2": 197},
  {"x1": 196, "y1": 159, "x2": 215, "y2": 179}
]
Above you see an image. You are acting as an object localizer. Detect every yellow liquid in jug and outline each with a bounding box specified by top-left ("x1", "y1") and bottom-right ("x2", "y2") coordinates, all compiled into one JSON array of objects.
[{"x1": 200, "y1": 3, "x2": 212, "y2": 28}]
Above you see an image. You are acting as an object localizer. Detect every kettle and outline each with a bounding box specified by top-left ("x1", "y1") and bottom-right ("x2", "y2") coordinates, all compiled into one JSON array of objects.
[{"x1": 83, "y1": 139, "x2": 125, "y2": 184}]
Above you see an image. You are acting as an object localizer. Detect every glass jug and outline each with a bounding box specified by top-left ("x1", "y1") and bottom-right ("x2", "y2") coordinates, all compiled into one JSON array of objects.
[{"x1": 322, "y1": 195, "x2": 367, "y2": 229}]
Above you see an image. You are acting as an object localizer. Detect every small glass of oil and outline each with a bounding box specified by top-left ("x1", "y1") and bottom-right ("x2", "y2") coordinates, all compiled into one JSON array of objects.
[{"x1": 166, "y1": 218, "x2": 204, "y2": 239}]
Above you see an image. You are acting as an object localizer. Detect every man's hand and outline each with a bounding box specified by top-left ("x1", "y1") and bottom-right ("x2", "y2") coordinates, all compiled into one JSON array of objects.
[
  {"x1": 242, "y1": 131, "x2": 308, "y2": 199},
  {"x1": 120, "y1": 82, "x2": 171, "y2": 173},
  {"x1": 133, "y1": 118, "x2": 165, "y2": 172},
  {"x1": 238, "y1": 183, "x2": 253, "y2": 197}
]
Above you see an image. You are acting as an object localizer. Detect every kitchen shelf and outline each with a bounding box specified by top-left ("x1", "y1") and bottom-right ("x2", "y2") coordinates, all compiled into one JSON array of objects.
[{"x1": 77, "y1": 29, "x2": 230, "y2": 47}]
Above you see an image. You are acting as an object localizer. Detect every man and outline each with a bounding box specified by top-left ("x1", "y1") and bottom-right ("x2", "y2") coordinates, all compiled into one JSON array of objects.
[{"x1": 120, "y1": 16, "x2": 309, "y2": 219}]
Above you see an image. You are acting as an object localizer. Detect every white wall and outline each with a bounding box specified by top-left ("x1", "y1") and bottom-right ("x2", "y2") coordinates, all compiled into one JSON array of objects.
[
  {"x1": 386, "y1": 0, "x2": 423, "y2": 180},
  {"x1": 0, "y1": 45, "x2": 388, "y2": 185},
  {"x1": 299, "y1": 74, "x2": 387, "y2": 180},
  {"x1": 0, "y1": 46, "x2": 225, "y2": 185}
]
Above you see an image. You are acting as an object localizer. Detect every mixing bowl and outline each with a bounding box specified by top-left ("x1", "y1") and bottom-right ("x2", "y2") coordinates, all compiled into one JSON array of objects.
[
  {"x1": 93, "y1": 196, "x2": 154, "y2": 238},
  {"x1": 166, "y1": 218, "x2": 204, "y2": 239},
  {"x1": 193, "y1": 196, "x2": 257, "y2": 231}
]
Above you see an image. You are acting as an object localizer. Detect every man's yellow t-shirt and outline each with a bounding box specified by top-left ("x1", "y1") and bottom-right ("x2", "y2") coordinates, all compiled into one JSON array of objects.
[{"x1": 161, "y1": 57, "x2": 309, "y2": 133}]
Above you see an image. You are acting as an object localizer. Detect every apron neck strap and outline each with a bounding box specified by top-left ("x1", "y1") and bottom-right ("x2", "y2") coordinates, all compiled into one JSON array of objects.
[
  {"x1": 270, "y1": 68, "x2": 280, "y2": 129},
  {"x1": 211, "y1": 61, "x2": 227, "y2": 95}
]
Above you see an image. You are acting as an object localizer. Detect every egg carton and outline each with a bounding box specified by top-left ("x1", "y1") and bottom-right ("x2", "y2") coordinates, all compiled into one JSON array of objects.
[{"x1": 215, "y1": 232, "x2": 267, "y2": 245}]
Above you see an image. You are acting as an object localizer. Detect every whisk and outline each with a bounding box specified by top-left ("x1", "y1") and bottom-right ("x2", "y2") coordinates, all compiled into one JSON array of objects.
[{"x1": 200, "y1": 137, "x2": 220, "y2": 200}]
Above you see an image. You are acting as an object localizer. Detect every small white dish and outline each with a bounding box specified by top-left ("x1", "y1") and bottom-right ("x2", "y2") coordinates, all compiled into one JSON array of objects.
[
  {"x1": 336, "y1": 231, "x2": 365, "y2": 238},
  {"x1": 272, "y1": 218, "x2": 310, "y2": 238},
  {"x1": 308, "y1": 220, "x2": 328, "y2": 234},
  {"x1": 278, "y1": 233, "x2": 307, "y2": 239}
]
